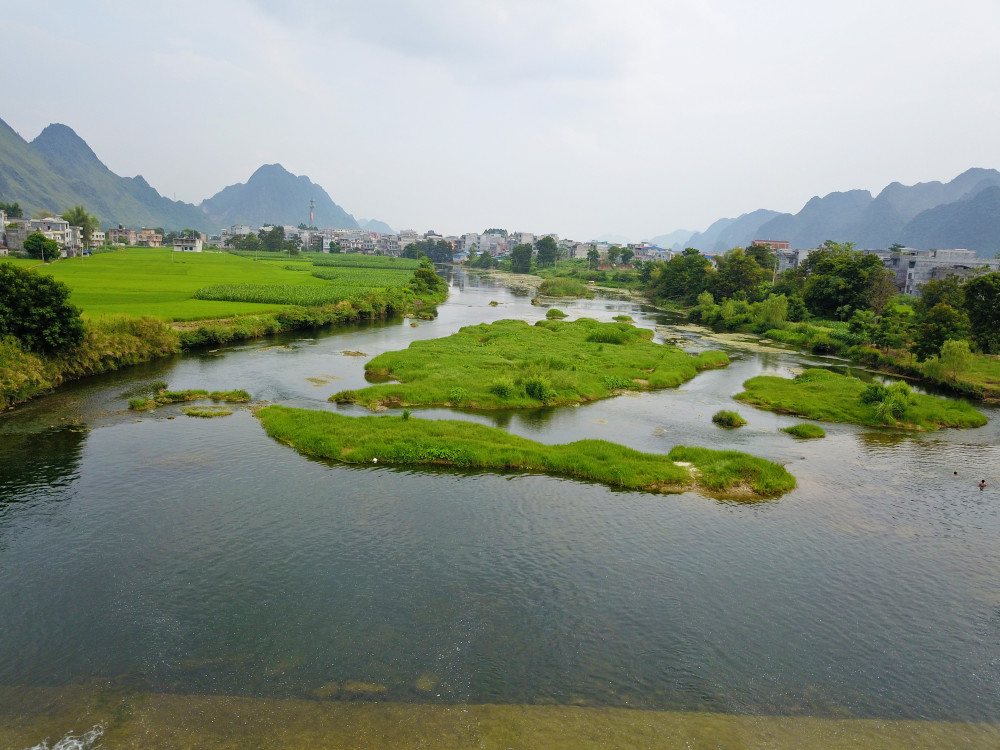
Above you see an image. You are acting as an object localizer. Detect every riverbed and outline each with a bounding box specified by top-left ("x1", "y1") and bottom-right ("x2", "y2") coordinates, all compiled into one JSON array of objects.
[{"x1": 2, "y1": 269, "x2": 998, "y2": 748}]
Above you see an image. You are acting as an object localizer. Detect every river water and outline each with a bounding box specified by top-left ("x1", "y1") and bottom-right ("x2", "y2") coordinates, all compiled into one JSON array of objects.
[{"x1": 2, "y1": 270, "x2": 999, "y2": 748}]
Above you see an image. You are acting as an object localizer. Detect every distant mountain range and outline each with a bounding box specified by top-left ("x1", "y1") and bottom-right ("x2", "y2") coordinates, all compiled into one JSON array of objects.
[
  {"x1": 0, "y1": 118, "x2": 387, "y2": 233},
  {"x1": 670, "y1": 168, "x2": 1000, "y2": 256},
  {"x1": 199, "y1": 164, "x2": 358, "y2": 230}
]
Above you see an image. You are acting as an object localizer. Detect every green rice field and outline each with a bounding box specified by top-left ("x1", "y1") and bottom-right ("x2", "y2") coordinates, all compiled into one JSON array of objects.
[{"x1": 18, "y1": 248, "x2": 423, "y2": 321}]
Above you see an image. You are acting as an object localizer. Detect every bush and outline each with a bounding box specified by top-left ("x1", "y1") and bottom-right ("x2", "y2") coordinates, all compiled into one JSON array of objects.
[
  {"x1": 523, "y1": 375, "x2": 557, "y2": 402},
  {"x1": 546, "y1": 308, "x2": 568, "y2": 319},
  {"x1": 712, "y1": 410, "x2": 748, "y2": 428},
  {"x1": 781, "y1": 423, "x2": 826, "y2": 439},
  {"x1": 489, "y1": 377, "x2": 516, "y2": 398},
  {"x1": 447, "y1": 386, "x2": 468, "y2": 405},
  {"x1": 0, "y1": 262, "x2": 85, "y2": 353}
]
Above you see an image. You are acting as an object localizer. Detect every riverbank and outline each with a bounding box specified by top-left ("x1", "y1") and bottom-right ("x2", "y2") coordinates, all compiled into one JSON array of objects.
[
  {"x1": 4, "y1": 685, "x2": 997, "y2": 750},
  {"x1": 257, "y1": 405, "x2": 795, "y2": 498}
]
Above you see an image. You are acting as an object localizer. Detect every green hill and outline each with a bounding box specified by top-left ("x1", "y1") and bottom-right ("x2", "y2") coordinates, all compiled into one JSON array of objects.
[{"x1": 0, "y1": 119, "x2": 212, "y2": 232}]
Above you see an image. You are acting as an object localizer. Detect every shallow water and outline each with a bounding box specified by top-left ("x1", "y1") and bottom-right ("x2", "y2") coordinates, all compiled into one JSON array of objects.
[{"x1": 2, "y1": 269, "x2": 999, "y2": 747}]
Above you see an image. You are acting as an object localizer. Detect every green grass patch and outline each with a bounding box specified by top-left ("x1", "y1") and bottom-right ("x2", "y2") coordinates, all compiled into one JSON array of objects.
[
  {"x1": 546, "y1": 308, "x2": 568, "y2": 319},
  {"x1": 331, "y1": 318, "x2": 729, "y2": 410},
  {"x1": 256, "y1": 405, "x2": 795, "y2": 499},
  {"x1": 613, "y1": 315, "x2": 634, "y2": 322},
  {"x1": 129, "y1": 387, "x2": 251, "y2": 411},
  {"x1": 311, "y1": 254, "x2": 421, "y2": 269},
  {"x1": 712, "y1": 410, "x2": 747, "y2": 428},
  {"x1": 537, "y1": 277, "x2": 595, "y2": 298},
  {"x1": 181, "y1": 406, "x2": 234, "y2": 418},
  {"x1": 781, "y1": 423, "x2": 826, "y2": 439},
  {"x1": 734, "y1": 368, "x2": 987, "y2": 430}
]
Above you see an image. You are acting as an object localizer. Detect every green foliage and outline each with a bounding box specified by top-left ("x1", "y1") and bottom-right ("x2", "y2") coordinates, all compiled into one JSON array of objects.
[
  {"x1": 408, "y1": 259, "x2": 449, "y2": 303},
  {"x1": 917, "y1": 274, "x2": 965, "y2": 315},
  {"x1": 181, "y1": 406, "x2": 233, "y2": 418},
  {"x1": 962, "y1": 272, "x2": 1000, "y2": 354},
  {"x1": 940, "y1": 338, "x2": 973, "y2": 380},
  {"x1": 537, "y1": 278, "x2": 593, "y2": 298},
  {"x1": 128, "y1": 386, "x2": 251, "y2": 411},
  {"x1": 802, "y1": 242, "x2": 894, "y2": 319},
  {"x1": 332, "y1": 318, "x2": 729, "y2": 410},
  {"x1": 447, "y1": 386, "x2": 469, "y2": 405},
  {"x1": 546, "y1": 308, "x2": 568, "y2": 319},
  {"x1": 912, "y1": 303, "x2": 969, "y2": 361},
  {"x1": 23, "y1": 232, "x2": 61, "y2": 261},
  {"x1": 257, "y1": 405, "x2": 796, "y2": 498},
  {"x1": 712, "y1": 410, "x2": 747, "y2": 428},
  {"x1": 781, "y1": 423, "x2": 826, "y2": 439},
  {"x1": 649, "y1": 248, "x2": 713, "y2": 303},
  {"x1": 402, "y1": 239, "x2": 453, "y2": 263},
  {"x1": 310, "y1": 254, "x2": 420, "y2": 270},
  {"x1": 612, "y1": 315, "x2": 633, "y2": 322},
  {"x1": 754, "y1": 294, "x2": 788, "y2": 330},
  {"x1": 0, "y1": 200, "x2": 24, "y2": 218},
  {"x1": 509, "y1": 243, "x2": 533, "y2": 274},
  {"x1": 0, "y1": 262, "x2": 84, "y2": 352},
  {"x1": 709, "y1": 247, "x2": 771, "y2": 301},
  {"x1": 535, "y1": 235, "x2": 559, "y2": 267},
  {"x1": 61, "y1": 205, "x2": 98, "y2": 247},
  {"x1": 735, "y1": 368, "x2": 985, "y2": 430}
]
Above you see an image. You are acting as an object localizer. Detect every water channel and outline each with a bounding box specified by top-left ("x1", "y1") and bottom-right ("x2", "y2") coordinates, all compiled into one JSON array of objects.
[{"x1": 2, "y1": 269, "x2": 999, "y2": 748}]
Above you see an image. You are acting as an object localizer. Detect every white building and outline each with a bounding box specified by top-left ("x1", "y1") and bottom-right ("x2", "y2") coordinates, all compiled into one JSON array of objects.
[{"x1": 173, "y1": 236, "x2": 204, "y2": 252}]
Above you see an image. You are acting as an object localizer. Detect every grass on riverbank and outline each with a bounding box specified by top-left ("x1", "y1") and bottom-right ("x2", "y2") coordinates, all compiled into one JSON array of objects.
[
  {"x1": 781, "y1": 423, "x2": 826, "y2": 439},
  {"x1": 257, "y1": 405, "x2": 795, "y2": 498},
  {"x1": 0, "y1": 317, "x2": 181, "y2": 410},
  {"x1": 735, "y1": 369, "x2": 987, "y2": 430},
  {"x1": 332, "y1": 318, "x2": 730, "y2": 410}
]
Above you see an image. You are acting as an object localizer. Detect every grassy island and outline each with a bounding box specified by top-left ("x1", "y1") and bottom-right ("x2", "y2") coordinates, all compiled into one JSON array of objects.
[
  {"x1": 256, "y1": 405, "x2": 796, "y2": 498},
  {"x1": 536, "y1": 278, "x2": 595, "y2": 299},
  {"x1": 735, "y1": 369, "x2": 987, "y2": 430},
  {"x1": 129, "y1": 387, "x2": 251, "y2": 411},
  {"x1": 781, "y1": 423, "x2": 826, "y2": 439},
  {"x1": 332, "y1": 318, "x2": 729, "y2": 410},
  {"x1": 712, "y1": 410, "x2": 747, "y2": 428}
]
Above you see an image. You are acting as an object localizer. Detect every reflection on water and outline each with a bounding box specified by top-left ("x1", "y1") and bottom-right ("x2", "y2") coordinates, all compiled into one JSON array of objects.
[{"x1": 1, "y1": 270, "x2": 999, "y2": 746}]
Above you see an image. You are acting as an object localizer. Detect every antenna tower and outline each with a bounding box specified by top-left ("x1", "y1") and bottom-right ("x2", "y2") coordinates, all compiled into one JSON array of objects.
[{"x1": 309, "y1": 197, "x2": 315, "y2": 227}]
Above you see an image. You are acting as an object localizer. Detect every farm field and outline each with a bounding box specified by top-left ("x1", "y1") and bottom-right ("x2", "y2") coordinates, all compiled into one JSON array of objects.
[{"x1": 21, "y1": 248, "x2": 419, "y2": 321}]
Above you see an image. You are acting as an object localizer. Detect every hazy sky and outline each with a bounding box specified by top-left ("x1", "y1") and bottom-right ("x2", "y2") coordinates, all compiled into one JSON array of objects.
[{"x1": 6, "y1": 0, "x2": 1000, "y2": 240}]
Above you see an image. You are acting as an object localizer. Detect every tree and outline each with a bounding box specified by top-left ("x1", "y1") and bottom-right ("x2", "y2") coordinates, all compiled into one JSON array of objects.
[
  {"x1": 607, "y1": 246, "x2": 621, "y2": 266},
  {"x1": 259, "y1": 226, "x2": 286, "y2": 253},
  {"x1": 535, "y1": 235, "x2": 558, "y2": 267},
  {"x1": 403, "y1": 239, "x2": 453, "y2": 263},
  {"x1": 745, "y1": 243, "x2": 777, "y2": 273},
  {"x1": 619, "y1": 247, "x2": 635, "y2": 265},
  {"x1": 962, "y1": 272, "x2": 1000, "y2": 354},
  {"x1": 709, "y1": 247, "x2": 770, "y2": 301},
  {"x1": 940, "y1": 339, "x2": 973, "y2": 380},
  {"x1": 872, "y1": 306, "x2": 912, "y2": 352},
  {"x1": 917, "y1": 274, "x2": 965, "y2": 315},
  {"x1": 0, "y1": 262, "x2": 85, "y2": 352},
  {"x1": 755, "y1": 294, "x2": 788, "y2": 329},
  {"x1": 0, "y1": 201, "x2": 24, "y2": 218},
  {"x1": 509, "y1": 243, "x2": 533, "y2": 274},
  {"x1": 912, "y1": 303, "x2": 969, "y2": 361},
  {"x1": 587, "y1": 247, "x2": 600, "y2": 270},
  {"x1": 802, "y1": 242, "x2": 894, "y2": 319},
  {"x1": 23, "y1": 232, "x2": 60, "y2": 261},
  {"x1": 650, "y1": 248, "x2": 713, "y2": 303}
]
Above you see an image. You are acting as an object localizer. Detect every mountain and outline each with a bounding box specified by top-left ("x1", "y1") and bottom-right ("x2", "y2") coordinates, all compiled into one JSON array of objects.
[
  {"x1": 361, "y1": 219, "x2": 395, "y2": 234},
  {"x1": 0, "y1": 119, "x2": 211, "y2": 231},
  {"x1": 661, "y1": 168, "x2": 1000, "y2": 254},
  {"x1": 898, "y1": 185, "x2": 1000, "y2": 255},
  {"x1": 646, "y1": 229, "x2": 695, "y2": 248},
  {"x1": 682, "y1": 209, "x2": 787, "y2": 253},
  {"x1": 201, "y1": 164, "x2": 358, "y2": 230}
]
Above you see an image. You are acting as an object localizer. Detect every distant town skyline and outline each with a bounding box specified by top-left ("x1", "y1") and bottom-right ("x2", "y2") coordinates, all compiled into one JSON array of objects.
[{"x1": 5, "y1": 0, "x2": 1000, "y2": 241}]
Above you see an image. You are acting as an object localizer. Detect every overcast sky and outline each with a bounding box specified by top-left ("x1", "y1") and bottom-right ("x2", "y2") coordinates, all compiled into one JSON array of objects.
[{"x1": 5, "y1": 0, "x2": 1000, "y2": 240}]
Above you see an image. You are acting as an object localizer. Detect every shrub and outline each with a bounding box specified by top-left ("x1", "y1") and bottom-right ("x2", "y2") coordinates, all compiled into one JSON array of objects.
[
  {"x1": 782, "y1": 423, "x2": 826, "y2": 439},
  {"x1": 447, "y1": 386, "x2": 468, "y2": 405},
  {"x1": 0, "y1": 262, "x2": 85, "y2": 353},
  {"x1": 523, "y1": 375, "x2": 557, "y2": 402},
  {"x1": 712, "y1": 410, "x2": 747, "y2": 428},
  {"x1": 546, "y1": 308, "x2": 568, "y2": 319},
  {"x1": 488, "y1": 377, "x2": 516, "y2": 398}
]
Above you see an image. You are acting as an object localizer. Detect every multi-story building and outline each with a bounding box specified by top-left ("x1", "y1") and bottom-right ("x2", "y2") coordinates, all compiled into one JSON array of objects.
[
  {"x1": 878, "y1": 248, "x2": 1000, "y2": 296},
  {"x1": 173, "y1": 235, "x2": 204, "y2": 252}
]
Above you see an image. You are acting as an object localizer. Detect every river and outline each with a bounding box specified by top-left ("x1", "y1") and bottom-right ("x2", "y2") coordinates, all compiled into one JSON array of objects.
[{"x1": 2, "y1": 269, "x2": 999, "y2": 748}]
